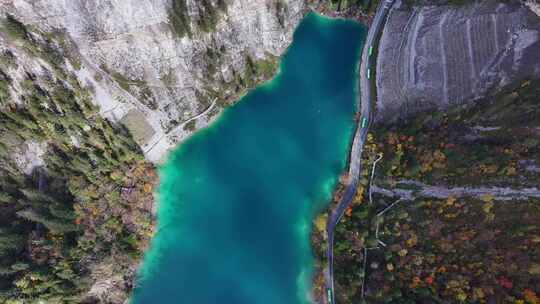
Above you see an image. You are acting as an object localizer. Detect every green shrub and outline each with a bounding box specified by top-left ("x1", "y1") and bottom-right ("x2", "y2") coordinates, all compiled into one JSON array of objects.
[
  {"x1": 2, "y1": 14, "x2": 28, "y2": 40},
  {"x1": 0, "y1": 50, "x2": 17, "y2": 68},
  {"x1": 183, "y1": 120, "x2": 197, "y2": 131},
  {"x1": 112, "y1": 71, "x2": 133, "y2": 91},
  {"x1": 39, "y1": 43, "x2": 65, "y2": 67},
  {"x1": 169, "y1": 0, "x2": 192, "y2": 37},
  {"x1": 198, "y1": 0, "x2": 220, "y2": 33},
  {"x1": 0, "y1": 76, "x2": 10, "y2": 104}
]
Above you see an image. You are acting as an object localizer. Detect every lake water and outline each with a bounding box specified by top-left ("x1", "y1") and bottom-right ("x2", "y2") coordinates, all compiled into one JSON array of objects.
[{"x1": 132, "y1": 13, "x2": 365, "y2": 304}]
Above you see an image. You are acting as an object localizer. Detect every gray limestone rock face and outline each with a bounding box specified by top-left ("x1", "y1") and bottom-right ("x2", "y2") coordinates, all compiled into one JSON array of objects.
[
  {"x1": 0, "y1": 0, "x2": 307, "y2": 162},
  {"x1": 376, "y1": 1, "x2": 540, "y2": 123}
]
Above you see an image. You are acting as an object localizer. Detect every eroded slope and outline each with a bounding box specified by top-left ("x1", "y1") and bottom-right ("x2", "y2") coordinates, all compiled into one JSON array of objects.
[{"x1": 376, "y1": 1, "x2": 540, "y2": 123}]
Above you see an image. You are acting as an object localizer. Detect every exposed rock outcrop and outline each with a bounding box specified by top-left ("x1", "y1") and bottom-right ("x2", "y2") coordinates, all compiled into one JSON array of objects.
[
  {"x1": 376, "y1": 0, "x2": 540, "y2": 123},
  {"x1": 526, "y1": 0, "x2": 540, "y2": 17},
  {"x1": 12, "y1": 140, "x2": 47, "y2": 174},
  {"x1": 1, "y1": 0, "x2": 307, "y2": 162}
]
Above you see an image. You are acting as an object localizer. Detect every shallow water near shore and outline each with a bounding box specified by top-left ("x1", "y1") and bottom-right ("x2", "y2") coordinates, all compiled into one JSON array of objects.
[{"x1": 132, "y1": 13, "x2": 365, "y2": 304}]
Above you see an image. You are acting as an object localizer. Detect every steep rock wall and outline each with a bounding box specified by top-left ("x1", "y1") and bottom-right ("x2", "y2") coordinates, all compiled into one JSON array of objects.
[
  {"x1": 1, "y1": 0, "x2": 307, "y2": 162},
  {"x1": 376, "y1": 0, "x2": 540, "y2": 123}
]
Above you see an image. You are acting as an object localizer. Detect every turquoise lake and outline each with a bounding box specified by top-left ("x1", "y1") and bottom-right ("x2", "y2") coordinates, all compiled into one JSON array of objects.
[{"x1": 132, "y1": 13, "x2": 365, "y2": 304}]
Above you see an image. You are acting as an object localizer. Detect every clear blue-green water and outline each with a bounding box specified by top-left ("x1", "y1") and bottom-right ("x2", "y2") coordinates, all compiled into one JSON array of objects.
[{"x1": 132, "y1": 13, "x2": 365, "y2": 304}]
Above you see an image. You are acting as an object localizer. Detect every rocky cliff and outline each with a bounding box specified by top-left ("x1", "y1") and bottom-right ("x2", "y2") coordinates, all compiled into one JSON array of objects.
[
  {"x1": 1, "y1": 0, "x2": 308, "y2": 162},
  {"x1": 376, "y1": 0, "x2": 540, "y2": 123}
]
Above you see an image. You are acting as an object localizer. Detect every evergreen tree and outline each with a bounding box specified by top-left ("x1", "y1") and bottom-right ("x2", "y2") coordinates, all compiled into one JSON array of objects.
[{"x1": 0, "y1": 229, "x2": 25, "y2": 256}]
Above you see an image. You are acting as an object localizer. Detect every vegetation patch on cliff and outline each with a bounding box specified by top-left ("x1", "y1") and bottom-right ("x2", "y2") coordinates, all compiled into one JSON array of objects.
[
  {"x1": 169, "y1": 0, "x2": 228, "y2": 38},
  {"x1": 203, "y1": 52, "x2": 279, "y2": 108}
]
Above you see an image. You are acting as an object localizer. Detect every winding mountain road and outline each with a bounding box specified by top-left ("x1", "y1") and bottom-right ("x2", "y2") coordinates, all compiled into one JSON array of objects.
[{"x1": 324, "y1": 1, "x2": 395, "y2": 302}]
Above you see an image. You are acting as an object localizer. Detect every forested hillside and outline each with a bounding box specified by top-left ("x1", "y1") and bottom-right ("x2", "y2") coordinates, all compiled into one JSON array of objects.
[
  {"x1": 312, "y1": 79, "x2": 540, "y2": 303},
  {"x1": 0, "y1": 16, "x2": 155, "y2": 303}
]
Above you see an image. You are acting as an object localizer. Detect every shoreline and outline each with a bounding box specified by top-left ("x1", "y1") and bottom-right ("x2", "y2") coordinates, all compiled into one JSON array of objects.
[
  {"x1": 307, "y1": 6, "x2": 373, "y2": 302},
  {"x1": 135, "y1": 12, "x2": 366, "y2": 303},
  {"x1": 312, "y1": 0, "x2": 394, "y2": 302},
  {"x1": 140, "y1": 8, "x2": 375, "y2": 304},
  {"x1": 148, "y1": 3, "x2": 376, "y2": 164}
]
